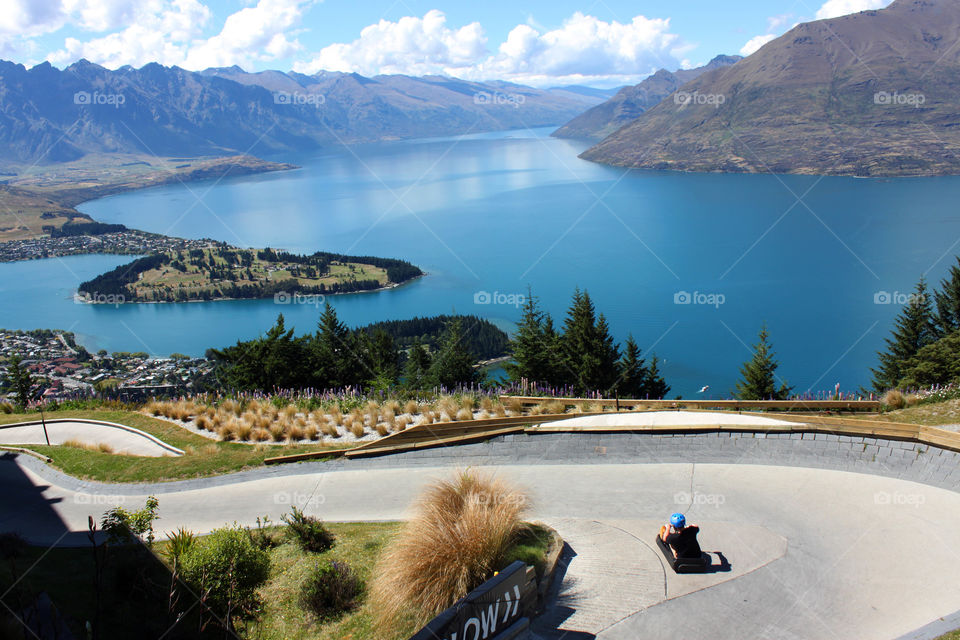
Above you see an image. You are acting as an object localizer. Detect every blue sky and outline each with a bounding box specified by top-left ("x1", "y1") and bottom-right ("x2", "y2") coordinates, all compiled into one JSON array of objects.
[{"x1": 3, "y1": 0, "x2": 891, "y2": 87}]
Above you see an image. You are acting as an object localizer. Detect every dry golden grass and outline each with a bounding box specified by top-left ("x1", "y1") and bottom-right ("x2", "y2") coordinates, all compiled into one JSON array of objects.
[
  {"x1": 370, "y1": 470, "x2": 528, "y2": 629},
  {"x1": 542, "y1": 400, "x2": 566, "y2": 414},
  {"x1": 350, "y1": 421, "x2": 365, "y2": 438},
  {"x1": 304, "y1": 424, "x2": 319, "y2": 441},
  {"x1": 456, "y1": 408, "x2": 473, "y2": 421},
  {"x1": 404, "y1": 400, "x2": 419, "y2": 415},
  {"x1": 63, "y1": 439, "x2": 115, "y2": 454},
  {"x1": 883, "y1": 389, "x2": 906, "y2": 410},
  {"x1": 503, "y1": 397, "x2": 523, "y2": 414},
  {"x1": 376, "y1": 423, "x2": 390, "y2": 436},
  {"x1": 395, "y1": 415, "x2": 411, "y2": 431},
  {"x1": 383, "y1": 399, "x2": 401, "y2": 415},
  {"x1": 322, "y1": 422, "x2": 340, "y2": 438},
  {"x1": 381, "y1": 407, "x2": 396, "y2": 424},
  {"x1": 251, "y1": 428, "x2": 271, "y2": 442}
]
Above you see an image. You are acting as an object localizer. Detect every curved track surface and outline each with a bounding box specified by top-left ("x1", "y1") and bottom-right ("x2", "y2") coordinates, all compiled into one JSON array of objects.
[
  {"x1": 3, "y1": 428, "x2": 960, "y2": 639},
  {"x1": 0, "y1": 419, "x2": 182, "y2": 456}
]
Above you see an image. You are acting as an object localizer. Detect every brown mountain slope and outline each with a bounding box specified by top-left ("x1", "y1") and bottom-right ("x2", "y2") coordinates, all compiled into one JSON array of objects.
[
  {"x1": 552, "y1": 55, "x2": 740, "y2": 140},
  {"x1": 581, "y1": 0, "x2": 960, "y2": 176}
]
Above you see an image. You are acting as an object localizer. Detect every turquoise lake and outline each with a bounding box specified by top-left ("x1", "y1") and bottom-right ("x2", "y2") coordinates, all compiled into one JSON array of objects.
[{"x1": 3, "y1": 127, "x2": 960, "y2": 396}]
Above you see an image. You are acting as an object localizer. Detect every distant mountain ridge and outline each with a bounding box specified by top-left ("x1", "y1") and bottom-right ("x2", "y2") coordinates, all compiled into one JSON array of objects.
[
  {"x1": 0, "y1": 60, "x2": 606, "y2": 165},
  {"x1": 581, "y1": 0, "x2": 960, "y2": 176},
  {"x1": 552, "y1": 55, "x2": 741, "y2": 140}
]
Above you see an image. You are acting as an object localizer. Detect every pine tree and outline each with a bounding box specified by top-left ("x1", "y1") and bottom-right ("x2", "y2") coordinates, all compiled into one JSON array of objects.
[
  {"x1": 871, "y1": 278, "x2": 937, "y2": 392},
  {"x1": 506, "y1": 289, "x2": 555, "y2": 385},
  {"x1": 403, "y1": 339, "x2": 432, "y2": 389},
  {"x1": 615, "y1": 335, "x2": 647, "y2": 398},
  {"x1": 427, "y1": 317, "x2": 481, "y2": 388},
  {"x1": 363, "y1": 329, "x2": 399, "y2": 387},
  {"x1": 643, "y1": 354, "x2": 671, "y2": 399},
  {"x1": 934, "y1": 257, "x2": 960, "y2": 337},
  {"x1": 4, "y1": 354, "x2": 33, "y2": 410},
  {"x1": 735, "y1": 325, "x2": 792, "y2": 400},
  {"x1": 312, "y1": 302, "x2": 354, "y2": 388},
  {"x1": 560, "y1": 289, "x2": 620, "y2": 394}
]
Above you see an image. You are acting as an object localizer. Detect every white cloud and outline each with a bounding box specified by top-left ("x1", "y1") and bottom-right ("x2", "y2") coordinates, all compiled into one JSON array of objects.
[
  {"x1": 740, "y1": 33, "x2": 776, "y2": 56},
  {"x1": 815, "y1": 0, "x2": 891, "y2": 20},
  {"x1": 0, "y1": 0, "x2": 67, "y2": 38},
  {"x1": 183, "y1": 0, "x2": 311, "y2": 69},
  {"x1": 294, "y1": 10, "x2": 486, "y2": 76},
  {"x1": 45, "y1": 0, "x2": 313, "y2": 70},
  {"x1": 294, "y1": 10, "x2": 684, "y2": 86}
]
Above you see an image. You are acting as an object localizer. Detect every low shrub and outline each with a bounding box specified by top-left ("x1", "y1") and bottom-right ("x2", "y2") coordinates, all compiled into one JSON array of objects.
[
  {"x1": 283, "y1": 506, "x2": 336, "y2": 553},
  {"x1": 180, "y1": 526, "x2": 271, "y2": 628},
  {"x1": 299, "y1": 560, "x2": 365, "y2": 620}
]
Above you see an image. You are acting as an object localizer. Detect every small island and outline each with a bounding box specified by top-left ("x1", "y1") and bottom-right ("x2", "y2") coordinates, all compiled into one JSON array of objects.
[{"x1": 77, "y1": 244, "x2": 423, "y2": 303}]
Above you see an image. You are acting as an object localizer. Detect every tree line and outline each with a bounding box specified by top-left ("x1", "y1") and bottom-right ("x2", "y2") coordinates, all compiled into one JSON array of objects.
[
  {"x1": 505, "y1": 288, "x2": 670, "y2": 397},
  {"x1": 872, "y1": 257, "x2": 960, "y2": 391},
  {"x1": 209, "y1": 306, "x2": 489, "y2": 391}
]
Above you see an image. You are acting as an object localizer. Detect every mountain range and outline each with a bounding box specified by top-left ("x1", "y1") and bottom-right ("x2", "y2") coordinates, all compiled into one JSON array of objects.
[
  {"x1": 580, "y1": 0, "x2": 960, "y2": 176},
  {"x1": 0, "y1": 60, "x2": 612, "y2": 166},
  {"x1": 552, "y1": 55, "x2": 741, "y2": 140}
]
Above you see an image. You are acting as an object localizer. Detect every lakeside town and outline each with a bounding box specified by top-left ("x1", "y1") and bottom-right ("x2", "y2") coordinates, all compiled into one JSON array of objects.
[
  {"x1": 0, "y1": 229, "x2": 219, "y2": 262},
  {"x1": 0, "y1": 328, "x2": 215, "y2": 402}
]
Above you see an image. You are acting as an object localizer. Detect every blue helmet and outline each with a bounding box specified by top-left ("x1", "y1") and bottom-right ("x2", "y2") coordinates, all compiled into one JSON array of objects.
[{"x1": 670, "y1": 513, "x2": 686, "y2": 528}]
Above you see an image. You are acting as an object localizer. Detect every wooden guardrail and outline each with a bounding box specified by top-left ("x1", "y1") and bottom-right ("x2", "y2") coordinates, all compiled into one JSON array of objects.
[{"x1": 500, "y1": 396, "x2": 881, "y2": 412}]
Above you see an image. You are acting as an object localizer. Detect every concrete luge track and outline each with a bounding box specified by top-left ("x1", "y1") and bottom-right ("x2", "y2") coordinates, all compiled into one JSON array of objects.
[{"x1": 3, "y1": 412, "x2": 960, "y2": 639}]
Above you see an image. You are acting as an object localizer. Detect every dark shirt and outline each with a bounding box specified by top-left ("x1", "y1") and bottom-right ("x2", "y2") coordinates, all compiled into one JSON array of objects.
[{"x1": 665, "y1": 525, "x2": 701, "y2": 559}]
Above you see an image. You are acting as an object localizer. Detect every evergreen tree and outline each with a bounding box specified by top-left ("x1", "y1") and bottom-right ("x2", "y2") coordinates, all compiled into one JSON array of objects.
[
  {"x1": 871, "y1": 278, "x2": 937, "y2": 392},
  {"x1": 615, "y1": 335, "x2": 647, "y2": 398},
  {"x1": 427, "y1": 317, "x2": 481, "y2": 388},
  {"x1": 560, "y1": 289, "x2": 620, "y2": 394},
  {"x1": 365, "y1": 329, "x2": 399, "y2": 386},
  {"x1": 312, "y1": 302, "x2": 355, "y2": 388},
  {"x1": 210, "y1": 315, "x2": 308, "y2": 390},
  {"x1": 4, "y1": 354, "x2": 33, "y2": 410},
  {"x1": 403, "y1": 339, "x2": 432, "y2": 389},
  {"x1": 643, "y1": 354, "x2": 671, "y2": 399},
  {"x1": 735, "y1": 325, "x2": 792, "y2": 400},
  {"x1": 506, "y1": 288, "x2": 563, "y2": 385},
  {"x1": 934, "y1": 257, "x2": 960, "y2": 337}
]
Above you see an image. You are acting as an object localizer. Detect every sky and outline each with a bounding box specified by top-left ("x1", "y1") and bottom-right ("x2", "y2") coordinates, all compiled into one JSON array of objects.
[{"x1": 1, "y1": 0, "x2": 893, "y2": 87}]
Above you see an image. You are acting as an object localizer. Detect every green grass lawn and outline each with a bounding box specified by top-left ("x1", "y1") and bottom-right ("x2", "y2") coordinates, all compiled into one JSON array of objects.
[{"x1": 0, "y1": 410, "x2": 348, "y2": 483}]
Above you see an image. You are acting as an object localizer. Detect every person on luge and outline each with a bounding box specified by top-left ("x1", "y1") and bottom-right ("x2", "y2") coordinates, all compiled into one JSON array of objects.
[{"x1": 659, "y1": 512, "x2": 701, "y2": 559}]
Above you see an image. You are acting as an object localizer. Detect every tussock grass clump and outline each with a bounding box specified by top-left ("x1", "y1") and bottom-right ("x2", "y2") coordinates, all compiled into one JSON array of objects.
[
  {"x1": 251, "y1": 428, "x2": 271, "y2": 442},
  {"x1": 404, "y1": 400, "x2": 419, "y2": 415},
  {"x1": 221, "y1": 399, "x2": 241, "y2": 415},
  {"x1": 479, "y1": 396, "x2": 494, "y2": 412},
  {"x1": 375, "y1": 423, "x2": 390, "y2": 436},
  {"x1": 304, "y1": 424, "x2": 320, "y2": 440},
  {"x1": 195, "y1": 415, "x2": 213, "y2": 432},
  {"x1": 395, "y1": 416, "x2": 411, "y2": 431},
  {"x1": 455, "y1": 408, "x2": 473, "y2": 421},
  {"x1": 493, "y1": 402, "x2": 507, "y2": 417},
  {"x1": 381, "y1": 407, "x2": 396, "y2": 425},
  {"x1": 322, "y1": 422, "x2": 340, "y2": 438},
  {"x1": 63, "y1": 439, "x2": 115, "y2": 454},
  {"x1": 269, "y1": 423, "x2": 286, "y2": 442},
  {"x1": 542, "y1": 400, "x2": 566, "y2": 415},
  {"x1": 0, "y1": 401, "x2": 13, "y2": 414},
  {"x1": 883, "y1": 389, "x2": 906, "y2": 410},
  {"x1": 383, "y1": 399, "x2": 401, "y2": 415},
  {"x1": 371, "y1": 470, "x2": 529, "y2": 629},
  {"x1": 288, "y1": 424, "x2": 305, "y2": 442},
  {"x1": 217, "y1": 421, "x2": 238, "y2": 442},
  {"x1": 503, "y1": 397, "x2": 523, "y2": 414},
  {"x1": 349, "y1": 422, "x2": 365, "y2": 438},
  {"x1": 905, "y1": 393, "x2": 922, "y2": 407}
]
